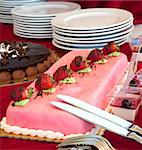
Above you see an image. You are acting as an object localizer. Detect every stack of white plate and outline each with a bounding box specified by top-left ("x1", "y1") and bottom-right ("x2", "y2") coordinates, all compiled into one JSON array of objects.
[
  {"x1": 52, "y1": 8, "x2": 134, "y2": 50},
  {"x1": 11, "y1": 2, "x2": 81, "y2": 39},
  {"x1": 0, "y1": 0, "x2": 44, "y2": 24}
]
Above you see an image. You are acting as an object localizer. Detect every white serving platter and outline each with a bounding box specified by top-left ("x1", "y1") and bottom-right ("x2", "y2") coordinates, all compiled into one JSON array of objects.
[
  {"x1": 52, "y1": 39, "x2": 126, "y2": 50},
  {"x1": 12, "y1": 17, "x2": 52, "y2": 23},
  {"x1": 11, "y1": 2, "x2": 81, "y2": 17},
  {"x1": 14, "y1": 23, "x2": 52, "y2": 30},
  {"x1": 52, "y1": 19, "x2": 133, "y2": 33},
  {"x1": 53, "y1": 37, "x2": 126, "y2": 48},
  {"x1": 12, "y1": 14, "x2": 54, "y2": 20},
  {"x1": 14, "y1": 30, "x2": 52, "y2": 39},
  {"x1": 0, "y1": 0, "x2": 42, "y2": 5},
  {"x1": 14, "y1": 28, "x2": 53, "y2": 34},
  {"x1": 52, "y1": 8, "x2": 133, "y2": 30},
  {"x1": 53, "y1": 28, "x2": 133, "y2": 43},
  {"x1": 13, "y1": 22, "x2": 52, "y2": 28},
  {"x1": 53, "y1": 24, "x2": 133, "y2": 38},
  {"x1": 0, "y1": 14, "x2": 12, "y2": 19},
  {"x1": 0, "y1": 18, "x2": 13, "y2": 24}
]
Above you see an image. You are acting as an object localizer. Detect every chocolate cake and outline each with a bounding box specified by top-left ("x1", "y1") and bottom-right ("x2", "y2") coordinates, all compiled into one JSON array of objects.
[{"x1": 0, "y1": 41, "x2": 58, "y2": 85}]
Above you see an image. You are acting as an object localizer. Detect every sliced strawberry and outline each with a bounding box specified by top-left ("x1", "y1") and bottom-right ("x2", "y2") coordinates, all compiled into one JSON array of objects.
[
  {"x1": 87, "y1": 49, "x2": 103, "y2": 63},
  {"x1": 70, "y1": 56, "x2": 86, "y2": 72},
  {"x1": 53, "y1": 65, "x2": 69, "y2": 82}
]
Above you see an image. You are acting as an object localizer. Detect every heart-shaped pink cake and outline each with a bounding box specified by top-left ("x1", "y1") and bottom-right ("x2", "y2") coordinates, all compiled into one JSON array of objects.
[{"x1": 1, "y1": 43, "x2": 128, "y2": 140}]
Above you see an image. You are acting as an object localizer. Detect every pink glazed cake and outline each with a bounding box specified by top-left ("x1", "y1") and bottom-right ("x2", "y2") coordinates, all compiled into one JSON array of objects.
[{"x1": 1, "y1": 45, "x2": 128, "y2": 140}]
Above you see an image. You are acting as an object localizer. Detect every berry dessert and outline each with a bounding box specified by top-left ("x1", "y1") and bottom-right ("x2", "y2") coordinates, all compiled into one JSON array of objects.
[
  {"x1": 127, "y1": 69, "x2": 142, "y2": 94},
  {"x1": 0, "y1": 41, "x2": 58, "y2": 85},
  {"x1": 0, "y1": 43, "x2": 128, "y2": 140},
  {"x1": 110, "y1": 95, "x2": 142, "y2": 121}
]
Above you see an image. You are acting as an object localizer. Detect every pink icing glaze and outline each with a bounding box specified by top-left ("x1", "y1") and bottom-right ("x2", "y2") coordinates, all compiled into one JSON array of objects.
[{"x1": 6, "y1": 51, "x2": 128, "y2": 135}]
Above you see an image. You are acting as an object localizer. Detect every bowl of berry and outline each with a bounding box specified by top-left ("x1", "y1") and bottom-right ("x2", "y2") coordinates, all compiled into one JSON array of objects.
[{"x1": 110, "y1": 94, "x2": 142, "y2": 121}]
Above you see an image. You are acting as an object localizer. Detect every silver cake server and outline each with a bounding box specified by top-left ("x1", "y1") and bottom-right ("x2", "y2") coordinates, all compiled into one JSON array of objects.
[{"x1": 51, "y1": 94, "x2": 142, "y2": 144}]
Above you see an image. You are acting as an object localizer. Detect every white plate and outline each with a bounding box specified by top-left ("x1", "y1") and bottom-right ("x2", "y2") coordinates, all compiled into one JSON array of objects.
[
  {"x1": 0, "y1": 18, "x2": 13, "y2": 23},
  {"x1": 13, "y1": 17, "x2": 52, "y2": 23},
  {"x1": 53, "y1": 27, "x2": 133, "y2": 42},
  {"x1": 52, "y1": 8, "x2": 133, "y2": 30},
  {"x1": 53, "y1": 38, "x2": 125, "y2": 48},
  {"x1": 12, "y1": 14, "x2": 54, "y2": 20},
  {"x1": 0, "y1": 11, "x2": 11, "y2": 15},
  {"x1": 0, "y1": 14, "x2": 12, "y2": 19},
  {"x1": 14, "y1": 30, "x2": 53, "y2": 39},
  {"x1": 14, "y1": 26, "x2": 52, "y2": 32},
  {"x1": 14, "y1": 23, "x2": 52, "y2": 30},
  {"x1": 0, "y1": 0, "x2": 43, "y2": 5},
  {"x1": 14, "y1": 21, "x2": 52, "y2": 27},
  {"x1": 0, "y1": 7, "x2": 11, "y2": 12},
  {"x1": 54, "y1": 23, "x2": 133, "y2": 37},
  {"x1": 14, "y1": 27, "x2": 53, "y2": 33},
  {"x1": 11, "y1": 2, "x2": 81, "y2": 17},
  {"x1": 53, "y1": 32, "x2": 132, "y2": 44},
  {"x1": 14, "y1": 28, "x2": 53, "y2": 34},
  {"x1": 52, "y1": 39, "x2": 126, "y2": 50},
  {"x1": 51, "y1": 19, "x2": 133, "y2": 33}
]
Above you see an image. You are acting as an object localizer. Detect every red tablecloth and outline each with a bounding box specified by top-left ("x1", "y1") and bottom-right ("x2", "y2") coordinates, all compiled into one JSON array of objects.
[{"x1": 0, "y1": 21, "x2": 142, "y2": 150}]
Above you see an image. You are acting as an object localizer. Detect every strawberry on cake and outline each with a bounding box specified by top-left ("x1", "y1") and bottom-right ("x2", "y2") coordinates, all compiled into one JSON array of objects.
[{"x1": 1, "y1": 42, "x2": 128, "y2": 140}]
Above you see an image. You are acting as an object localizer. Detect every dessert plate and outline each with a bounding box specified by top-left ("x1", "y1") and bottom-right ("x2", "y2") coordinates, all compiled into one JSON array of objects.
[
  {"x1": 12, "y1": 15, "x2": 55, "y2": 23},
  {"x1": 0, "y1": 14, "x2": 12, "y2": 19},
  {"x1": 14, "y1": 27, "x2": 53, "y2": 34},
  {"x1": 53, "y1": 23, "x2": 133, "y2": 37},
  {"x1": 14, "y1": 30, "x2": 52, "y2": 39},
  {"x1": 52, "y1": 8, "x2": 133, "y2": 30},
  {"x1": 52, "y1": 19, "x2": 133, "y2": 33},
  {"x1": 0, "y1": 0, "x2": 45, "y2": 24},
  {"x1": 14, "y1": 21, "x2": 52, "y2": 27},
  {"x1": 53, "y1": 26, "x2": 133, "y2": 41},
  {"x1": 14, "y1": 29, "x2": 53, "y2": 35},
  {"x1": 53, "y1": 38, "x2": 126, "y2": 48},
  {"x1": 53, "y1": 29, "x2": 132, "y2": 43},
  {"x1": 14, "y1": 25, "x2": 52, "y2": 31},
  {"x1": 0, "y1": 18, "x2": 13, "y2": 24},
  {"x1": 11, "y1": 2, "x2": 80, "y2": 38},
  {"x1": 11, "y1": 2, "x2": 81, "y2": 17},
  {"x1": 52, "y1": 39, "x2": 126, "y2": 50}
]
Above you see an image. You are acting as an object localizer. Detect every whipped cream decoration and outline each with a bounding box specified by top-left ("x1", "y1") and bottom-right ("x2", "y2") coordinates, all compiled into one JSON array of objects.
[
  {"x1": 0, "y1": 117, "x2": 100, "y2": 140},
  {"x1": 0, "y1": 43, "x2": 11, "y2": 59},
  {"x1": 0, "y1": 43, "x2": 11, "y2": 53},
  {"x1": 0, "y1": 41, "x2": 29, "y2": 62}
]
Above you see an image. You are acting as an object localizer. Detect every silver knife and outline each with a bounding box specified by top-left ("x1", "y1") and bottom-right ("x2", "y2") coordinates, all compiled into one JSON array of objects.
[
  {"x1": 56, "y1": 94, "x2": 142, "y2": 135},
  {"x1": 51, "y1": 95, "x2": 142, "y2": 144}
]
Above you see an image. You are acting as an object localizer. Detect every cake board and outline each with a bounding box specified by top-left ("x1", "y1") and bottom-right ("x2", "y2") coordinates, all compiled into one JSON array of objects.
[{"x1": 0, "y1": 126, "x2": 105, "y2": 143}]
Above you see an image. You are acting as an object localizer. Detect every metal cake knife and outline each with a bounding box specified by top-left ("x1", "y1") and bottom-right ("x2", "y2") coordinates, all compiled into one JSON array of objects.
[{"x1": 51, "y1": 94, "x2": 142, "y2": 144}]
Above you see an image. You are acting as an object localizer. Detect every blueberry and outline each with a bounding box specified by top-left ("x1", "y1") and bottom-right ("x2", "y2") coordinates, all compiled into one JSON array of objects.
[{"x1": 122, "y1": 99, "x2": 132, "y2": 109}]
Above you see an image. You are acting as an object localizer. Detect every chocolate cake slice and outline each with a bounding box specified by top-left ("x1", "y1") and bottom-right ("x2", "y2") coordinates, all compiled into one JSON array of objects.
[{"x1": 0, "y1": 41, "x2": 58, "y2": 84}]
